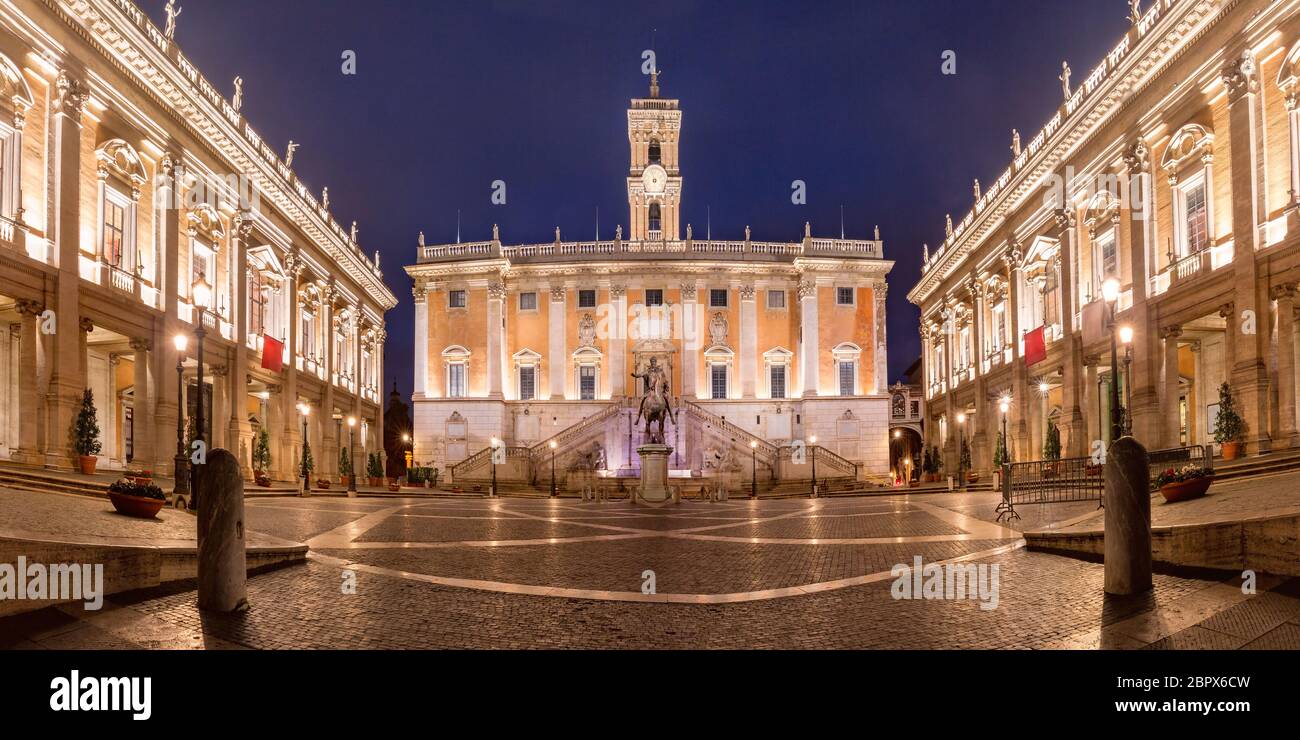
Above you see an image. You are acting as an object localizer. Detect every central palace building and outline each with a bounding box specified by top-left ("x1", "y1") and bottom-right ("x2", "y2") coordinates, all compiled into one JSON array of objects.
[
  {"x1": 909, "y1": 0, "x2": 1300, "y2": 474},
  {"x1": 405, "y1": 74, "x2": 895, "y2": 487}
]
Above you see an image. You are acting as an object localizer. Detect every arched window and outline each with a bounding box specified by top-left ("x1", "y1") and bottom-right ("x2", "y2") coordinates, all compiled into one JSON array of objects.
[
  {"x1": 648, "y1": 202, "x2": 662, "y2": 232},
  {"x1": 648, "y1": 139, "x2": 661, "y2": 164}
]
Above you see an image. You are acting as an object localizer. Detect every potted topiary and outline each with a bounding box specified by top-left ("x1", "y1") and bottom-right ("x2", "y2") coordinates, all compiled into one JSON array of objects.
[
  {"x1": 1214, "y1": 382, "x2": 1246, "y2": 461},
  {"x1": 992, "y1": 431, "x2": 1009, "y2": 488},
  {"x1": 300, "y1": 437, "x2": 315, "y2": 488},
  {"x1": 366, "y1": 452, "x2": 384, "y2": 487},
  {"x1": 338, "y1": 446, "x2": 352, "y2": 487},
  {"x1": 72, "y1": 388, "x2": 102, "y2": 475},
  {"x1": 430, "y1": 466, "x2": 440, "y2": 489},
  {"x1": 921, "y1": 446, "x2": 933, "y2": 483},
  {"x1": 107, "y1": 477, "x2": 167, "y2": 519},
  {"x1": 252, "y1": 426, "x2": 272, "y2": 487},
  {"x1": 931, "y1": 446, "x2": 944, "y2": 483},
  {"x1": 1153, "y1": 464, "x2": 1214, "y2": 503},
  {"x1": 1042, "y1": 421, "x2": 1062, "y2": 478},
  {"x1": 960, "y1": 438, "x2": 977, "y2": 484}
]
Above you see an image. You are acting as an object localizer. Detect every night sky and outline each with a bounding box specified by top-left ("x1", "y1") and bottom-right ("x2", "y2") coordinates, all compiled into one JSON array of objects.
[{"x1": 145, "y1": 0, "x2": 1125, "y2": 399}]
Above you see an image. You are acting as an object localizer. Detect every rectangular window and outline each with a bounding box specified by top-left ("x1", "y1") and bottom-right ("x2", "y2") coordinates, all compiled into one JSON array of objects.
[
  {"x1": 839, "y1": 361, "x2": 855, "y2": 396},
  {"x1": 710, "y1": 364, "x2": 727, "y2": 399},
  {"x1": 248, "y1": 270, "x2": 266, "y2": 336},
  {"x1": 579, "y1": 365, "x2": 596, "y2": 400},
  {"x1": 709, "y1": 288, "x2": 728, "y2": 308},
  {"x1": 519, "y1": 366, "x2": 535, "y2": 400},
  {"x1": 448, "y1": 364, "x2": 466, "y2": 398},
  {"x1": 449, "y1": 289, "x2": 467, "y2": 309},
  {"x1": 301, "y1": 311, "x2": 315, "y2": 358},
  {"x1": 191, "y1": 239, "x2": 215, "y2": 288},
  {"x1": 769, "y1": 365, "x2": 786, "y2": 399},
  {"x1": 990, "y1": 304, "x2": 1005, "y2": 351},
  {"x1": 578, "y1": 289, "x2": 597, "y2": 308},
  {"x1": 1183, "y1": 180, "x2": 1209, "y2": 255},
  {"x1": 103, "y1": 196, "x2": 127, "y2": 267},
  {"x1": 645, "y1": 289, "x2": 663, "y2": 307},
  {"x1": 767, "y1": 290, "x2": 786, "y2": 309},
  {"x1": 837, "y1": 287, "x2": 855, "y2": 306},
  {"x1": 1095, "y1": 232, "x2": 1118, "y2": 286},
  {"x1": 519, "y1": 292, "x2": 537, "y2": 311}
]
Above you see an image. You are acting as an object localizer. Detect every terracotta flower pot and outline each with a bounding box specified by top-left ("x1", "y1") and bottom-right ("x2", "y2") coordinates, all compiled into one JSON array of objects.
[
  {"x1": 1159, "y1": 476, "x2": 1213, "y2": 503},
  {"x1": 78, "y1": 455, "x2": 98, "y2": 475},
  {"x1": 1221, "y1": 441, "x2": 1243, "y2": 461},
  {"x1": 108, "y1": 491, "x2": 165, "y2": 519}
]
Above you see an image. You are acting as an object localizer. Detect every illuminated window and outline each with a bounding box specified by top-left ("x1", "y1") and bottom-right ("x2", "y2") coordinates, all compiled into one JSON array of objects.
[
  {"x1": 448, "y1": 363, "x2": 466, "y2": 398},
  {"x1": 102, "y1": 191, "x2": 129, "y2": 267}
]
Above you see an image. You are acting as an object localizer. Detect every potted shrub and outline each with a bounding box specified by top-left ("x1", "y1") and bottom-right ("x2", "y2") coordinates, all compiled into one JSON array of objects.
[
  {"x1": 316, "y1": 477, "x2": 331, "y2": 490},
  {"x1": 992, "y1": 432, "x2": 1009, "y2": 488},
  {"x1": 127, "y1": 468, "x2": 153, "y2": 485},
  {"x1": 72, "y1": 388, "x2": 102, "y2": 475},
  {"x1": 959, "y1": 438, "x2": 972, "y2": 484},
  {"x1": 1214, "y1": 382, "x2": 1246, "y2": 461},
  {"x1": 1154, "y1": 464, "x2": 1214, "y2": 503},
  {"x1": 921, "y1": 447, "x2": 933, "y2": 482},
  {"x1": 252, "y1": 426, "x2": 273, "y2": 487},
  {"x1": 1042, "y1": 421, "x2": 1062, "y2": 478},
  {"x1": 107, "y1": 477, "x2": 167, "y2": 519},
  {"x1": 338, "y1": 446, "x2": 353, "y2": 488},
  {"x1": 931, "y1": 446, "x2": 944, "y2": 483},
  {"x1": 300, "y1": 437, "x2": 315, "y2": 485},
  {"x1": 366, "y1": 452, "x2": 384, "y2": 487},
  {"x1": 430, "y1": 466, "x2": 441, "y2": 488},
  {"x1": 408, "y1": 467, "x2": 424, "y2": 488}
]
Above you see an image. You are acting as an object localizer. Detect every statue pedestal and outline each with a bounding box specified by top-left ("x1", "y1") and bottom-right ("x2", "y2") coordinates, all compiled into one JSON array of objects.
[{"x1": 636, "y1": 444, "x2": 674, "y2": 506}]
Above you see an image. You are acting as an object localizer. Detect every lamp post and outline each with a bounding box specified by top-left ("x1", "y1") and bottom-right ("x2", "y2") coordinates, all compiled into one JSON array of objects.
[
  {"x1": 749, "y1": 440, "x2": 758, "y2": 499},
  {"x1": 298, "y1": 403, "x2": 310, "y2": 496},
  {"x1": 190, "y1": 276, "x2": 212, "y2": 511},
  {"x1": 172, "y1": 334, "x2": 189, "y2": 502},
  {"x1": 956, "y1": 412, "x2": 967, "y2": 487},
  {"x1": 1119, "y1": 324, "x2": 1134, "y2": 437},
  {"x1": 490, "y1": 437, "x2": 499, "y2": 497},
  {"x1": 999, "y1": 396, "x2": 1011, "y2": 467},
  {"x1": 549, "y1": 439, "x2": 558, "y2": 497},
  {"x1": 347, "y1": 416, "x2": 357, "y2": 494},
  {"x1": 402, "y1": 433, "x2": 412, "y2": 477},
  {"x1": 1103, "y1": 279, "x2": 1123, "y2": 443},
  {"x1": 808, "y1": 434, "x2": 818, "y2": 498}
]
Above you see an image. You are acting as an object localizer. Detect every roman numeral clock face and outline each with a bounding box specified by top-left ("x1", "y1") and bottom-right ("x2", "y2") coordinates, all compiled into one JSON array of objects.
[{"x1": 641, "y1": 164, "x2": 667, "y2": 194}]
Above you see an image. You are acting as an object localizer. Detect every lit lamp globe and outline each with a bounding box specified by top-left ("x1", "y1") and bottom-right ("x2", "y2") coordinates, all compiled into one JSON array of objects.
[
  {"x1": 999, "y1": 397, "x2": 1011, "y2": 415},
  {"x1": 1102, "y1": 278, "x2": 1120, "y2": 304},
  {"x1": 750, "y1": 440, "x2": 758, "y2": 449},
  {"x1": 549, "y1": 440, "x2": 557, "y2": 450},
  {"x1": 192, "y1": 276, "x2": 213, "y2": 311},
  {"x1": 957, "y1": 412, "x2": 966, "y2": 425},
  {"x1": 347, "y1": 416, "x2": 356, "y2": 428},
  {"x1": 1119, "y1": 325, "x2": 1134, "y2": 345},
  {"x1": 173, "y1": 334, "x2": 187, "y2": 353}
]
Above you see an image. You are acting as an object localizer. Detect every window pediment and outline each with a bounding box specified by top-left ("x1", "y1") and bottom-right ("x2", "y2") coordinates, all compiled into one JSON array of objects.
[
  {"x1": 1161, "y1": 124, "x2": 1214, "y2": 175},
  {"x1": 442, "y1": 345, "x2": 471, "y2": 358},
  {"x1": 96, "y1": 139, "x2": 147, "y2": 192}
]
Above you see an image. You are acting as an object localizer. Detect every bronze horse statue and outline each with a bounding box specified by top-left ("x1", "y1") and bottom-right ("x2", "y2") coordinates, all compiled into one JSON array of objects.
[{"x1": 634, "y1": 377, "x2": 677, "y2": 445}]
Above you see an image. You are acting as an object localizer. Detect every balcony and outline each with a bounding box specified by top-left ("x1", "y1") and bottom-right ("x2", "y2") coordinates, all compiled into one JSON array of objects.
[{"x1": 1149, "y1": 242, "x2": 1234, "y2": 298}]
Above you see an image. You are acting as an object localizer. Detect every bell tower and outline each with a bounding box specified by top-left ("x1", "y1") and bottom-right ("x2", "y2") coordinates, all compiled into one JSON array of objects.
[{"x1": 626, "y1": 69, "x2": 682, "y2": 241}]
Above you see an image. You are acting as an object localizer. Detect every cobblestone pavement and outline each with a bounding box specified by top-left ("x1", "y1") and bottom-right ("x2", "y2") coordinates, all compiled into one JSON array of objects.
[{"x1": 3, "y1": 492, "x2": 1298, "y2": 649}]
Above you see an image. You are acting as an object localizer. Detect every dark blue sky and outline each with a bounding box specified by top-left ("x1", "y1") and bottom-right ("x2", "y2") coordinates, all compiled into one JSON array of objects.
[{"x1": 146, "y1": 0, "x2": 1124, "y2": 398}]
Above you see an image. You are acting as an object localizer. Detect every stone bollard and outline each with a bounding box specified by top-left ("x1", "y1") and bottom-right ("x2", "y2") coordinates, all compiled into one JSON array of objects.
[
  {"x1": 197, "y1": 448, "x2": 249, "y2": 612},
  {"x1": 1104, "y1": 436, "x2": 1153, "y2": 595}
]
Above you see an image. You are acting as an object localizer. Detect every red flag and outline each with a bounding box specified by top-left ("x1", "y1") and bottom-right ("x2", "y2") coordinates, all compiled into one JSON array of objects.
[
  {"x1": 261, "y1": 334, "x2": 284, "y2": 372},
  {"x1": 1024, "y1": 326, "x2": 1046, "y2": 367}
]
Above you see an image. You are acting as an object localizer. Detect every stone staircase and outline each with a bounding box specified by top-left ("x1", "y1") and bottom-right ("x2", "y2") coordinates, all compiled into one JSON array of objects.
[{"x1": 0, "y1": 463, "x2": 112, "y2": 498}]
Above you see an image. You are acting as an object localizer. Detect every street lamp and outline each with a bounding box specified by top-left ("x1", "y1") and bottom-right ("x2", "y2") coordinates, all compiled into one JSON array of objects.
[
  {"x1": 999, "y1": 395, "x2": 1011, "y2": 467},
  {"x1": 808, "y1": 434, "x2": 818, "y2": 498},
  {"x1": 549, "y1": 439, "x2": 558, "y2": 497},
  {"x1": 347, "y1": 416, "x2": 357, "y2": 494},
  {"x1": 298, "y1": 403, "x2": 310, "y2": 496},
  {"x1": 956, "y1": 412, "x2": 967, "y2": 486},
  {"x1": 749, "y1": 440, "x2": 758, "y2": 499},
  {"x1": 189, "y1": 276, "x2": 212, "y2": 512},
  {"x1": 402, "y1": 433, "x2": 412, "y2": 476},
  {"x1": 1103, "y1": 278, "x2": 1123, "y2": 443},
  {"x1": 490, "y1": 437, "x2": 499, "y2": 497},
  {"x1": 1118, "y1": 324, "x2": 1134, "y2": 436},
  {"x1": 172, "y1": 334, "x2": 189, "y2": 502}
]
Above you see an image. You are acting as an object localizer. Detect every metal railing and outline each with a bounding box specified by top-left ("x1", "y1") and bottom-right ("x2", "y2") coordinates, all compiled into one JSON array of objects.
[{"x1": 996, "y1": 444, "x2": 1214, "y2": 523}]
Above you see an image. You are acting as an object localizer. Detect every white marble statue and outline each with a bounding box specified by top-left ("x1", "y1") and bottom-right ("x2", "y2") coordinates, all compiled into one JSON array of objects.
[
  {"x1": 285, "y1": 140, "x2": 298, "y2": 167},
  {"x1": 232, "y1": 76, "x2": 243, "y2": 112},
  {"x1": 164, "y1": 1, "x2": 182, "y2": 40},
  {"x1": 1060, "y1": 61, "x2": 1072, "y2": 99}
]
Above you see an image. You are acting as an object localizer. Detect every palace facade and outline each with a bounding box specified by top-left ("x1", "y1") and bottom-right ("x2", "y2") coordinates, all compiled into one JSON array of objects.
[
  {"x1": 405, "y1": 75, "x2": 894, "y2": 485},
  {"x1": 0, "y1": 0, "x2": 397, "y2": 480},
  {"x1": 908, "y1": 0, "x2": 1300, "y2": 473}
]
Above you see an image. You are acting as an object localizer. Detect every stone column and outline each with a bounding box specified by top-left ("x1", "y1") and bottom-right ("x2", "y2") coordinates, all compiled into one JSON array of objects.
[
  {"x1": 1003, "y1": 243, "x2": 1030, "y2": 458},
  {"x1": 375, "y1": 327, "x2": 387, "y2": 471},
  {"x1": 873, "y1": 282, "x2": 889, "y2": 394},
  {"x1": 609, "y1": 285, "x2": 627, "y2": 398},
  {"x1": 486, "y1": 281, "x2": 504, "y2": 399},
  {"x1": 1273, "y1": 284, "x2": 1298, "y2": 447},
  {"x1": 1123, "y1": 139, "x2": 1160, "y2": 447},
  {"x1": 321, "y1": 281, "x2": 337, "y2": 478},
  {"x1": 968, "y1": 280, "x2": 989, "y2": 470},
  {"x1": 548, "y1": 286, "x2": 566, "y2": 399},
  {"x1": 13, "y1": 301, "x2": 42, "y2": 465},
  {"x1": 1083, "y1": 355, "x2": 1099, "y2": 449},
  {"x1": 739, "y1": 283, "x2": 757, "y2": 398},
  {"x1": 1162, "y1": 325, "x2": 1182, "y2": 447},
  {"x1": 1223, "y1": 50, "x2": 1273, "y2": 453},
  {"x1": 229, "y1": 216, "x2": 253, "y2": 477},
  {"x1": 1055, "y1": 210, "x2": 1087, "y2": 456},
  {"x1": 154, "y1": 151, "x2": 184, "y2": 475},
  {"x1": 129, "y1": 338, "x2": 152, "y2": 463},
  {"x1": 412, "y1": 280, "x2": 428, "y2": 397},
  {"x1": 799, "y1": 281, "x2": 819, "y2": 397},
  {"x1": 680, "y1": 282, "x2": 698, "y2": 398},
  {"x1": 46, "y1": 71, "x2": 88, "y2": 469},
  {"x1": 281, "y1": 250, "x2": 301, "y2": 479}
]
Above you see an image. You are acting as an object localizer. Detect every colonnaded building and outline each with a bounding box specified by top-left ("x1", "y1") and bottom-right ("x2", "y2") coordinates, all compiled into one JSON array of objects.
[
  {"x1": 909, "y1": 0, "x2": 1300, "y2": 474},
  {"x1": 405, "y1": 75, "x2": 894, "y2": 489},
  {"x1": 0, "y1": 0, "x2": 397, "y2": 481}
]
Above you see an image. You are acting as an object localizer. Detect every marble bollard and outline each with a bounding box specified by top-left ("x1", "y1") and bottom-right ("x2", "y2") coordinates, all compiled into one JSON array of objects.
[
  {"x1": 197, "y1": 448, "x2": 249, "y2": 612},
  {"x1": 1103, "y1": 436, "x2": 1153, "y2": 595}
]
